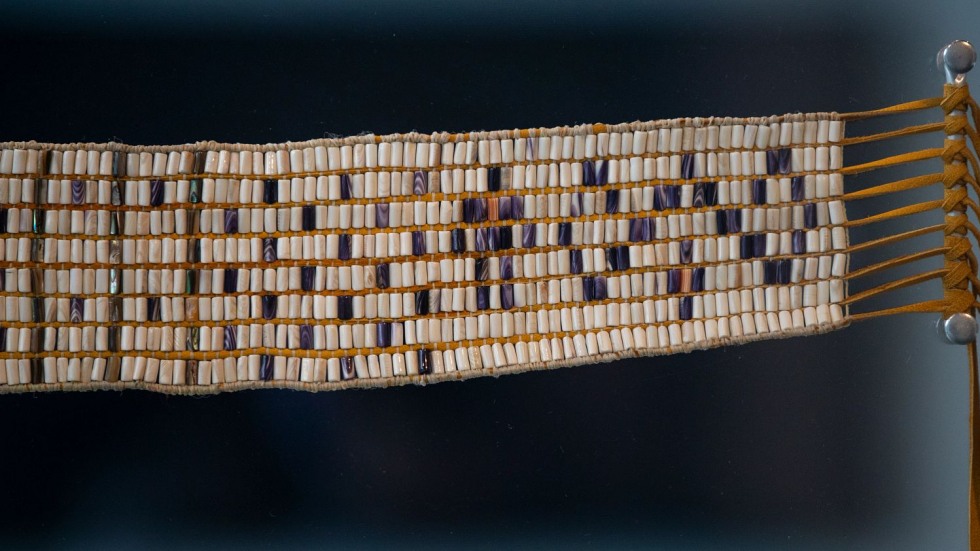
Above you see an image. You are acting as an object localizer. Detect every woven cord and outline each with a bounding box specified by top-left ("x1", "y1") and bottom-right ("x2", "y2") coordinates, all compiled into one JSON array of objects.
[
  {"x1": 969, "y1": 339, "x2": 980, "y2": 551},
  {"x1": 933, "y1": 86, "x2": 978, "y2": 323},
  {"x1": 941, "y1": 84, "x2": 980, "y2": 551},
  {"x1": 838, "y1": 84, "x2": 980, "y2": 322}
]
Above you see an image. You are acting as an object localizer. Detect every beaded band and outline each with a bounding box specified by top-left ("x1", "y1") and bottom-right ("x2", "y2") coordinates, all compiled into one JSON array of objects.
[{"x1": 0, "y1": 113, "x2": 847, "y2": 393}]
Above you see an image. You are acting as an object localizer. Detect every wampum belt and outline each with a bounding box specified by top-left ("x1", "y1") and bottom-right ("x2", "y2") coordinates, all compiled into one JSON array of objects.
[{"x1": 1, "y1": 37, "x2": 979, "y2": 547}]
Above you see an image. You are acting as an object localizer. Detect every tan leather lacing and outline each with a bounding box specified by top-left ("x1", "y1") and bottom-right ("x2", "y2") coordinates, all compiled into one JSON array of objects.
[{"x1": 830, "y1": 85, "x2": 980, "y2": 322}]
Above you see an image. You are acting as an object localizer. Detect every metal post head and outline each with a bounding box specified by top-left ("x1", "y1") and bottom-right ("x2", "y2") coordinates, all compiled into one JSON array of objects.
[
  {"x1": 939, "y1": 40, "x2": 976, "y2": 85},
  {"x1": 939, "y1": 313, "x2": 979, "y2": 345}
]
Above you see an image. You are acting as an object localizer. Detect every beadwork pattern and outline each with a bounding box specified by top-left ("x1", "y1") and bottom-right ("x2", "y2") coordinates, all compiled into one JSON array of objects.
[{"x1": 0, "y1": 114, "x2": 848, "y2": 393}]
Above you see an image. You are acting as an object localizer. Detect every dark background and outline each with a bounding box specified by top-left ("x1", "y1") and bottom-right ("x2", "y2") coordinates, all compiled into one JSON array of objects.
[{"x1": 0, "y1": 1, "x2": 978, "y2": 548}]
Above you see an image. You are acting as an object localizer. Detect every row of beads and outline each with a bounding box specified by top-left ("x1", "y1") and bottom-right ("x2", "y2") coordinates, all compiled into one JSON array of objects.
[
  {"x1": 0, "y1": 253, "x2": 845, "y2": 323},
  {"x1": 4, "y1": 197, "x2": 845, "y2": 250},
  {"x1": 6, "y1": 240, "x2": 848, "y2": 293},
  {"x1": 0, "y1": 118, "x2": 843, "y2": 177},
  {"x1": 15, "y1": 181, "x2": 848, "y2": 229},
  {"x1": 0, "y1": 301, "x2": 846, "y2": 387},
  {"x1": 0, "y1": 145, "x2": 844, "y2": 181},
  {"x1": 0, "y1": 206, "x2": 846, "y2": 255},
  {"x1": 0, "y1": 155, "x2": 844, "y2": 209},
  {"x1": 0, "y1": 282, "x2": 845, "y2": 353},
  {"x1": 3, "y1": 207, "x2": 844, "y2": 256},
  {"x1": 0, "y1": 232, "x2": 846, "y2": 282},
  {"x1": 0, "y1": 228, "x2": 844, "y2": 290},
  {"x1": 2, "y1": 177, "x2": 845, "y2": 227},
  {"x1": 0, "y1": 211, "x2": 844, "y2": 264},
  {"x1": 4, "y1": 256, "x2": 843, "y2": 322}
]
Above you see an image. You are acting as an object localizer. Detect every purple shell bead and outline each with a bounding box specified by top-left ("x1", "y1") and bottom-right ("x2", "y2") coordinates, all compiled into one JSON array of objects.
[
  {"x1": 500, "y1": 256, "x2": 513, "y2": 279},
  {"x1": 597, "y1": 160, "x2": 609, "y2": 186},
  {"x1": 569, "y1": 250, "x2": 582, "y2": 274},
  {"x1": 557, "y1": 223, "x2": 571, "y2": 246},
  {"x1": 793, "y1": 230, "x2": 806, "y2": 254},
  {"x1": 341, "y1": 356, "x2": 356, "y2": 380},
  {"x1": 498, "y1": 196, "x2": 512, "y2": 220},
  {"x1": 593, "y1": 276, "x2": 607, "y2": 300},
  {"x1": 376, "y1": 263, "x2": 390, "y2": 289},
  {"x1": 413, "y1": 171, "x2": 427, "y2": 195},
  {"x1": 679, "y1": 297, "x2": 692, "y2": 320},
  {"x1": 521, "y1": 224, "x2": 536, "y2": 248},
  {"x1": 375, "y1": 203, "x2": 389, "y2": 228},
  {"x1": 791, "y1": 176, "x2": 805, "y2": 202},
  {"x1": 500, "y1": 284, "x2": 514, "y2": 310},
  {"x1": 412, "y1": 231, "x2": 426, "y2": 256},
  {"x1": 417, "y1": 350, "x2": 432, "y2": 375},
  {"x1": 262, "y1": 295, "x2": 277, "y2": 319},
  {"x1": 71, "y1": 180, "x2": 85, "y2": 205},
  {"x1": 340, "y1": 174, "x2": 353, "y2": 200},
  {"x1": 753, "y1": 179, "x2": 766, "y2": 205},
  {"x1": 691, "y1": 267, "x2": 705, "y2": 292},
  {"x1": 223, "y1": 269, "x2": 237, "y2": 293},
  {"x1": 778, "y1": 148, "x2": 792, "y2": 174},
  {"x1": 680, "y1": 240, "x2": 693, "y2": 264},
  {"x1": 263, "y1": 237, "x2": 277, "y2": 262},
  {"x1": 338, "y1": 234, "x2": 351, "y2": 260},
  {"x1": 338, "y1": 296, "x2": 353, "y2": 320},
  {"x1": 414, "y1": 290, "x2": 429, "y2": 315},
  {"x1": 150, "y1": 179, "x2": 164, "y2": 207},
  {"x1": 224, "y1": 326, "x2": 237, "y2": 351},
  {"x1": 224, "y1": 208, "x2": 238, "y2": 234},
  {"x1": 681, "y1": 153, "x2": 694, "y2": 179},
  {"x1": 667, "y1": 269, "x2": 680, "y2": 293},
  {"x1": 70, "y1": 298, "x2": 83, "y2": 323},
  {"x1": 451, "y1": 229, "x2": 465, "y2": 253},
  {"x1": 301, "y1": 205, "x2": 315, "y2": 231},
  {"x1": 803, "y1": 203, "x2": 817, "y2": 229},
  {"x1": 260, "y1": 355, "x2": 274, "y2": 381},
  {"x1": 583, "y1": 160, "x2": 596, "y2": 186},
  {"x1": 511, "y1": 196, "x2": 524, "y2": 220},
  {"x1": 376, "y1": 322, "x2": 392, "y2": 348},
  {"x1": 487, "y1": 167, "x2": 501, "y2": 192},
  {"x1": 301, "y1": 266, "x2": 315, "y2": 291},
  {"x1": 605, "y1": 189, "x2": 619, "y2": 214},
  {"x1": 299, "y1": 325, "x2": 313, "y2": 350}
]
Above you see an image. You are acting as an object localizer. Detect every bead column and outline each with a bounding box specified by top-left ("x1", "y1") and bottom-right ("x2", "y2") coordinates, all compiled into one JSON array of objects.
[{"x1": 29, "y1": 154, "x2": 45, "y2": 384}]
